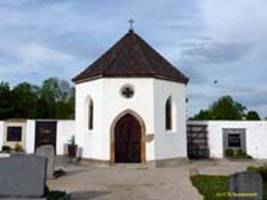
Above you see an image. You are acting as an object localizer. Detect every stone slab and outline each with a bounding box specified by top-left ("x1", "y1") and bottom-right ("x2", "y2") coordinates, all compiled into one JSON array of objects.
[
  {"x1": 36, "y1": 145, "x2": 55, "y2": 179},
  {"x1": 0, "y1": 155, "x2": 47, "y2": 198},
  {"x1": 229, "y1": 171, "x2": 263, "y2": 200}
]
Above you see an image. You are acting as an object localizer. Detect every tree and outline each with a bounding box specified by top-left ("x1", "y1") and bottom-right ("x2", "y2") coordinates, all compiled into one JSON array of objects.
[
  {"x1": 191, "y1": 96, "x2": 247, "y2": 120},
  {"x1": 36, "y1": 77, "x2": 74, "y2": 119},
  {"x1": 12, "y1": 82, "x2": 39, "y2": 118},
  {"x1": 0, "y1": 78, "x2": 74, "y2": 120},
  {"x1": 190, "y1": 110, "x2": 210, "y2": 120},
  {"x1": 0, "y1": 82, "x2": 14, "y2": 119},
  {"x1": 246, "y1": 111, "x2": 261, "y2": 120}
]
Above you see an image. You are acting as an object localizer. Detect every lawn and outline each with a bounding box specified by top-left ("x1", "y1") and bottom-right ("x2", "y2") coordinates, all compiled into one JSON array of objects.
[
  {"x1": 191, "y1": 175, "x2": 229, "y2": 200},
  {"x1": 191, "y1": 174, "x2": 267, "y2": 200}
]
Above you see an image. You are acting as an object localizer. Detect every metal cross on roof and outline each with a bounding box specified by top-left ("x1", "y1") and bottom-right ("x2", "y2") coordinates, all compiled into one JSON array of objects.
[{"x1": 129, "y1": 18, "x2": 134, "y2": 31}]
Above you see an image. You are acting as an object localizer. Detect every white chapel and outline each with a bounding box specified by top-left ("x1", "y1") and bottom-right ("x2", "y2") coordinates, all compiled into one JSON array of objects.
[{"x1": 72, "y1": 28, "x2": 189, "y2": 165}]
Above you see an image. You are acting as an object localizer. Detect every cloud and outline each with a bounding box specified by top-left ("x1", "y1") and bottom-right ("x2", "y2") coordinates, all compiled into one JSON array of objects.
[
  {"x1": 180, "y1": 42, "x2": 251, "y2": 64},
  {"x1": 0, "y1": 0, "x2": 266, "y2": 118}
]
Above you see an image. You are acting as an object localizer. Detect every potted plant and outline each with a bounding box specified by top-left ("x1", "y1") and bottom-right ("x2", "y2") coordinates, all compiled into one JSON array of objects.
[{"x1": 67, "y1": 135, "x2": 77, "y2": 159}]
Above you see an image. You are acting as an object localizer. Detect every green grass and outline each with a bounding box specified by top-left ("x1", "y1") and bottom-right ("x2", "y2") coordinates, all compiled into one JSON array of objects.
[
  {"x1": 191, "y1": 175, "x2": 229, "y2": 200},
  {"x1": 191, "y1": 174, "x2": 267, "y2": 200}
]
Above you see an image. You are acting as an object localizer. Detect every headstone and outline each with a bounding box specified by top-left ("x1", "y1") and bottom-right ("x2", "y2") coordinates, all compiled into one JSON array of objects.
[
  {"x1": 36, "y1": 145, "x2": 55, "y2": 179},
  {"x1": 0, "y1": 155, "x2": 47, "y2": 198},
  {"x1": 229, "y1": 171, "x2": 263, "y2": 200}
]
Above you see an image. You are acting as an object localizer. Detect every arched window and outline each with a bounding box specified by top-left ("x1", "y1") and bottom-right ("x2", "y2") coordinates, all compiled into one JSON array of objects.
[
  {"x1": 88, "y1": 99, "x2": 93, "y2": 130},
  {"x1": 165, "y1": 97, "x2": 172, "y2": 130}
]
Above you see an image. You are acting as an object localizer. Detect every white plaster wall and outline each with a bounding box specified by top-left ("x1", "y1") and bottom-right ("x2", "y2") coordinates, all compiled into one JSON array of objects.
[
  {"x1": 189, "y1": 121, "x2": 267, "y2": 159},
  {"x1": 25, "y1": 120, "x2": 35, "y2": 154},
  {"x1": 153, "y1": 79, "x2": 187, "y2": 160},
  {"x1": 102, "y1": 78, "x2": 155, "y2": 161},
  {"x1": 3, "y1": 121, "x2": 27, "y2": 149},
  {"x1": 56, "y1": 120, "x2": 75, "y2": 155},
  {"x1": 75, "y1": 78, "x2": 187, "y2": 161},
  {"x1": 0, "y1": 121, "x2": 4, "y2": 150},
  {"x1": 75, "y1": 79, "x2": 104, "y2": 159},
  {"x1": 75, "y1": 78, "x2": 155, "y2": 160}
]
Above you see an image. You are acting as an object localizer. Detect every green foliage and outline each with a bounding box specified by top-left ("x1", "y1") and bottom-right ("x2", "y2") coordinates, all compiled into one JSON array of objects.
[
  {"x1": 191, "y1": 175, "x2": 229, "y2": 200},
  {"x1": 234, "y1": 149, "x2": 252, "y2": 159},
  {"x1": 224, "y1": 148, "x2": 252, "y2": 159},
  {"x1": 1, "y1": 145, "x2": 11, "y2": 153},
  {"x1": 14, "y1": 143, "x2": 24, "y2": 152},
  {"x1": 247, "y1": 166, "x2": 267, "y2": 182},
  {"x1": 224, "y1": 149, "x2": 234, "y2": 157},
  {"x1": 191, "y1": 174, "x2": 267, "y2": 200},
  {"x1": 0, "y1": 78, "x2": 74, "y2": 120},
  {"x1": 246, "y1": 111, "x2": 261, "y2": 120},
  {"x1": 12, "y1": 82, "x2": 39, "y2": 118},
  {"x1": 192, "y1": 96, "x2": 247, "y2": 120},
  {"x1": 0, "y1": 82, "x2": 14, "y2": 119},
  {"x1": 46, "y1": 191, "x2": 67, "y2": 200}
]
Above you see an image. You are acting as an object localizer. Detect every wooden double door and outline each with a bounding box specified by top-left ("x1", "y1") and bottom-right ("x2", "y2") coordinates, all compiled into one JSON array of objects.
[{"x1": 115, "y1": 114, "x2": 142, "y2": 163}]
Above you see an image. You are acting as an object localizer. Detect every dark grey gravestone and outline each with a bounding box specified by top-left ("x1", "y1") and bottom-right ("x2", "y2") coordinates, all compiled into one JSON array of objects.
[
  {"x1": 0, "y1": 155, "x2": 47, "y2": 198},
  {"x1": 229, "y1": 171, "x2": 263, "y2": 200},
  {"x1": 36, "y1": 145, "x2": 55, "y2": 179}
]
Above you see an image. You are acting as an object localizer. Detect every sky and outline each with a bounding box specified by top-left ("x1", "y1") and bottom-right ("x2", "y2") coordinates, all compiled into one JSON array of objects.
[{"x1": 0, "y1": 0, "x2": 266, "y2": 118}]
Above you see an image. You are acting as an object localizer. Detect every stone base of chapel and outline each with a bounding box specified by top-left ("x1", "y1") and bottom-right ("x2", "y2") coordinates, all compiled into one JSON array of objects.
[{"x1": 78, "y1": 157, "x2": 189, "y2": 168}]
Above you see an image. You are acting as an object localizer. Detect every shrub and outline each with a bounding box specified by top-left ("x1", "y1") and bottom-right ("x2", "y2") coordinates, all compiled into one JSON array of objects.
[
  {"x1": 234, "y1": 149, "x2": 252, "y2": 159},
  {"x1": 14, "y1": 143, "x2": 24, "y2": 152},
  {"x1": 225, "y1": 148, "x2": 252, "y2": 159},
  {"x1": 225, "y1": 149, "x2": 234, "y2": 157},
  {"x1": 1, "y1": 145, "x2": 11, "y2": 153},
  {"x1": 247, "y1": 166, "x2": 267, "y2": 182}
]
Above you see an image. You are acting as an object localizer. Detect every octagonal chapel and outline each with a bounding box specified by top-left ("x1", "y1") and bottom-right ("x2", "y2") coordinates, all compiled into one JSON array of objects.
[{"x1": 72, "y1": 29, "x2": 189, "y2": 165}]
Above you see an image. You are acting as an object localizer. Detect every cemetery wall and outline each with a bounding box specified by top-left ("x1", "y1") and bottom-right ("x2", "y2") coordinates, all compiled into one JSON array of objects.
[
  {"x1": 24, "y1": 120, "x2": 75, "y2": 155},
  {"x1": 188, "y1": 121, "x2": 267, "y2": 159},
  {"x1": 25, "y1": 120, "x2": 36, "y2": 154},
  {"x1": 56, "y1": 120, "x2": 75, "y2": 155},
  {"x1": 0, "y1": 121, "x2": 4, "y2": 149}
]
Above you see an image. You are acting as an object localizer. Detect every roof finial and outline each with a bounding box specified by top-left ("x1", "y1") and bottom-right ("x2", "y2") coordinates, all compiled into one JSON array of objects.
[{"x1": 128, "y1": 18, "x2": 134, "y2": 31}]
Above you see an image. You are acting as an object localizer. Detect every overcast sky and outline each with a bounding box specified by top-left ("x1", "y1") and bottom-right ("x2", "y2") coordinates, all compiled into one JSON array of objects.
[{"x1": 0, "y1": 0, "x2": 266, "y2": 118}]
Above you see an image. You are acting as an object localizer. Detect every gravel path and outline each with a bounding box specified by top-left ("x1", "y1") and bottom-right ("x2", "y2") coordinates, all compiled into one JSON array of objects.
[
  {"x1": 48, "y1": 164, "x2": 201, "y2": 200},
  {"x1": 47, "y1": 158, "x2": 267, "y2": 200}
]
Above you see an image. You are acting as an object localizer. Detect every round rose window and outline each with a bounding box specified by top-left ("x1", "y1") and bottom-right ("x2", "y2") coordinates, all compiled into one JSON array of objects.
[{"x1": 121, "y1": 85, "x2": 134, "y2": 99}]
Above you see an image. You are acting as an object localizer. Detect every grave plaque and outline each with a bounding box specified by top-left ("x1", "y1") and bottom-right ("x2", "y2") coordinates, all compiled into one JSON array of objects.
[
  {"x1": 36, "y1": 145, "x2": 55, "y2": 179},
  {"x1": 229, "y1": 171, "x2": 263, "y2": 200},
  {"x1": 0, "y1": 155, "x2": 47, "y2": 198}
]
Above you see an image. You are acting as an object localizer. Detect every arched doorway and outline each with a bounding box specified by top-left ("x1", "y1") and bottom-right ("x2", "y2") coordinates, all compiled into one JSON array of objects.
[{"x1": 111, "y1": 111, "x2": 146, "y2": 164}]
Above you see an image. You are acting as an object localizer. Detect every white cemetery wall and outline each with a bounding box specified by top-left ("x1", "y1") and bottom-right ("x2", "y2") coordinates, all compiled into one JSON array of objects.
[
  {"x1": 0, "y1": 121, "x2": 4, "y2": 150},
  {"x1": 3, "y1": 120, "x2": 27, "y2": 150},
  {"x1": 56, "y1": 120, "x2": 75, "y2": 155},
  {"x1": 188, "y1": 121, "x2": 267, "y2": 159},
  {"x1": 25, "y1": 120, "x2": 36, "y2": 154}
]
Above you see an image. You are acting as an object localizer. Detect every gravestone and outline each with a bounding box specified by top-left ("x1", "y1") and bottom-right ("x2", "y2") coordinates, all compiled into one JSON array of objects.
[
  {"x1": 0, "y1": 155, "x2": 47, "y2": 198},
  {"x1": 229, "y1": 171, "x2": 263, "y2": 200},
  {"x1": 36, "y1": 145, "x2": 55, "y2": 179}
]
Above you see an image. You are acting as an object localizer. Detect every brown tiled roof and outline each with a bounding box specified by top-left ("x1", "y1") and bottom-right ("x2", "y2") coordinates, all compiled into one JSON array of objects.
[{"x1": 72, "y1": 30, "x2": 189, "y2": 84}]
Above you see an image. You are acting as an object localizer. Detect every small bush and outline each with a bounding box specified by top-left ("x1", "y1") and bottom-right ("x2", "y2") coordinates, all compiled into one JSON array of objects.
[
  {"x1": 46, "y1": 191, "x2": 67, "y2": 200},
  {"x1": 234, "y1": 149, "x2": 252, "y2": 159},
  {"x1": 14, "y1": 143, "x2": 24, "y2": 152},
  {"x1": 225, "y1": 149, "x2": 234, "y2": 157},
  {"x1": 1, "y1": 145, "x2": 11, "y2": 153},
  {"x1": 247, "y1": 166, "x2": 267, "y2": 182},
  {"x1": 225, "y1": 148, "x2": 252, "y2": 159}
]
